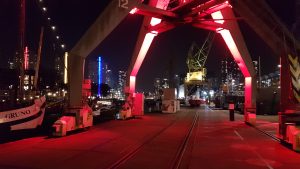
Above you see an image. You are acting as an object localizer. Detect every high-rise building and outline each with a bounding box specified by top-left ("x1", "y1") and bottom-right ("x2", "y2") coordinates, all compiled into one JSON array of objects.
[
  {"x1": 54, "y1": 56, "x2": 64, "y2": 83},
  {"x1": 28, "y1": 53, "x2": 37, "y2": 70},
  {"x1": 105, "y1": 69, "x2": 113, "y2": 87},
  {"x1": 154, "y1": 78, "x2": 161, "y2": 96},
  {"x1": 162, "y1": 78, "x2": 169, "y2": 89},
  {"x1": 87, "y1": 59, "x2": 98, "y2": 84},
  {"x1": 252, "y1": 60, "x2": 259, "y2": 75},
  {"x1": 117, "y1": 70, "x2": 126, "y2": 99},
  {"x1": 221, "y1": 57, "x2": 243, "y2": 92},
  {"x1": 103, "y1": 64, "x2": 113, "y2": 88},
  {"x1": 8, "y1": 52, "x2": 21, "y2": 70}
]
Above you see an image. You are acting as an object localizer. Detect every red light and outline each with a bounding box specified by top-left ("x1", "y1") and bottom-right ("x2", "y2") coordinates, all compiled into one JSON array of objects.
[
  {"x1": 218, "y1": 29, "x2": 250, "y2": 77},
  {"x1": 212, "y1": 10, "x2": 254, "y2": 109},
  {"x1": 211, "y1": 11, "x2": 250, "y2": 77},
  {"x1": 128, "y1": 0, "x2": 169, "y2": 93},
  {"x1": 151, "y1": 31, "x2": 158, "y2": 35},
  {"x1": 130, "y1": 76, "x2": 136, "y2": 93},
  {"x1": 129, "y1": 7, "x2": 138, "y2": 14},
  {"x1": 245, "y1": 77, "x2": 252, "y2": 107},
  {"x1": 156, "y1": 0, "x2": 171, "y2": 9},
  {"x1": 211, "y1": 11, "x2": 224, "y2": 24},
  {"x1": 24, "y1": 46, "x2": 29, "y2": 70},
  {"x1": 150, "y1": 17, "x2": 162, "y2": 26},
  {"x1": 130, "y1": 33, "x2": 156, "y2": 77}
]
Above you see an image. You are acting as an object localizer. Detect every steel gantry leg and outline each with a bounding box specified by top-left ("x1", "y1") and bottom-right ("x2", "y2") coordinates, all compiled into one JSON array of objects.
[
  {"x1": 125, "y1": 0, "x2": 170, "y2": 116},
  {"x1": 211, "y1": 7, "x2": 257, "y2": 124},
  {"x1": 68, "y1": 0, "x2": 142, "y2": 107},
  {"x1": 52, "y1": 0, "x2": 144, "y2": 136}
]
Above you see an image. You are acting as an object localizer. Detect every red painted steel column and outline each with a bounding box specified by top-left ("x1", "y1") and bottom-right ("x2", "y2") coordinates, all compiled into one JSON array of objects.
[
  {"x1": 211, "y1": 7, "x2": 257, "y2": 122},
  {"x1": 127, "y1": 0, "x2": 170, "y2": 93}
]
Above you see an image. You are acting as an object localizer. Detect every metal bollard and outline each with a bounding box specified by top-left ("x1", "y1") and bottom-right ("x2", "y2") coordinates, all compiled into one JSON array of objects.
[{"x1": 229, "y1": 103, "x2": 235, "y2": 121}]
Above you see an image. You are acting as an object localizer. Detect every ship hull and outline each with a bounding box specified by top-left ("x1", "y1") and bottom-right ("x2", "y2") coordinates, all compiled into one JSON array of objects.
[{"x1": 0, "y1": 96, "x2": 46, "y2": 131}]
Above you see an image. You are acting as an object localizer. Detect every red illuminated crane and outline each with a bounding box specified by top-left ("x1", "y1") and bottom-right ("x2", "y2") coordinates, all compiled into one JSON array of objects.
[
  {"x1": 69, "y1": 0, "x2": 256, "y2": 120},
  {"x1": 67, "y1": 0, "x2": 300, "y2": 147}
]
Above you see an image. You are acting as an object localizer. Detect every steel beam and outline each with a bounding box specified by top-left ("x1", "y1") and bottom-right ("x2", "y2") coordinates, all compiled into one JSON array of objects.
[
  {"x1": 192, "y1": 21, "x2": 227, "y2": 31},
  {"x1": 212, "y1": 7, "x2": 257, "y2": 114},
  {"x1": 68, "y1": 0, "x2": 142, "y2": 107},
  {"x1": 148, "y1": 21, "x2": 177, "y2": 34},
  {"x1": 184, "y1": 0, "x2": 228, "y2": 17},
  {"x1": 232, "y1": 0, "x2": 300, "y2": 111},
  {"x1": 136, "y1": 3, "x2": 178, "y2": 18}
]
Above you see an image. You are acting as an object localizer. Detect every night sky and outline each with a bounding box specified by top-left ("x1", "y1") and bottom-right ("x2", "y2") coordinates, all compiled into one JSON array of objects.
[{"x1": 0, "y1": 0, "x2": 297, "y2": 92}]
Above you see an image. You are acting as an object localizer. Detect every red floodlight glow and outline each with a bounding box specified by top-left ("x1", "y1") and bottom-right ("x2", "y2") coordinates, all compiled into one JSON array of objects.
[
  {"x1": 130, "y1": 76, "x2": 136, "y2": 93},
  {"x1": 128, "y1": 0, "x2": 170, "y2": 93},
  {"x1": 218, "y1": 29, "x2": 250, "y2": 77},
  {"x1": 211, "y1": 11, "x2": 224, "y2": 24},
  {"x1": 130, "y1": 32, "x2": 156, "y2": 77},
  {"x1": 212, "y1": 10, "x2": 253, "y2": 108},
  {"x1": 24, "y1": 46, "x2": 29, "y2": 70},
  {"x1": 211, "y1": 10, "x2": 250, "y2": 77},
  {"x1": 245, "y1": 77, "x2": 252, "y2": 107},
  {"x1": 151, "y1": 30, "x2": 158, "y2": 35},
  {"x1": 129, "y1": 7, "x2": 138, "y2": 14},
  {"x1": 150, "y1": 17, "x2": 162, "y2": 26}
]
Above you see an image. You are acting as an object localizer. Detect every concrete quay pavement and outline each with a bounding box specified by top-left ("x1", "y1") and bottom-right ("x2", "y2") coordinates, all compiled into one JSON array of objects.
[{"x1": 1, "y1": 106, "x2": 300, "y2": 169}]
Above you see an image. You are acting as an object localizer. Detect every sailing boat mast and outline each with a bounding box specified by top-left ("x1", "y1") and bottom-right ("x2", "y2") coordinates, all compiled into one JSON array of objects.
[
  {"x1": 19, "y1": 0, "x2": 26, "y2": 97},
  {"x1": 34, "y1": 27, "x2": 44, "y2": 92}
]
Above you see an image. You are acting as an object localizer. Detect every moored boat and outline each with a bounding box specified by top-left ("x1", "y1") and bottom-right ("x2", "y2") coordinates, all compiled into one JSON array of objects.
[{"x1": 0, "y1": 96, "x2": 46, "y2": 131}]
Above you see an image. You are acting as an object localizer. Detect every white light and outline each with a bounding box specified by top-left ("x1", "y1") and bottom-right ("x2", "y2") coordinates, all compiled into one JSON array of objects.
[
  {"x1": 278, "y1": 64, "x2": 281, "y2": 68},
  {"x1": 51, "y1": 26, "x2": 56, "y2": 30},
  {"x1": 30, "y1": 96, "x2": 33, "y2": 99},
  {"x1": 42, "y1": 7, "x2": 47, "y2": 12},
  {"x1": 47, "y1": 17, "x2": 51, "y2": 21},
  {"x1": 64, "y1": 52, "x2": 68, "y2": 84},
  {"x1": 209, "y1": 90, "x2": 214, "y2": 96},
  {"x1": 61, "y1": 44, "x2": 65, "y2": 48},
  {"x1": 39, "y1": 0, "x2": 43, "y2": 2},
  {"x1": 56, "y1": 36, "x2": 60, "y2": 39},
  {"x1": 2, "y1": 100, "x2": 5, "y2": 102},
  {"x1": 23, "y1": 97, "x2": 26, "y2": 100}
]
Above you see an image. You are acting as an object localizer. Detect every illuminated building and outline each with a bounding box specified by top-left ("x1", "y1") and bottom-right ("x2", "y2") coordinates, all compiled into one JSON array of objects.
[
  {"x1": 87, "y1": 60, "x2": 98, "y2": 84},
  {"x1": 54, "y1": 56, "x2": 64, "y2": 83},
  {"x1": 221, "y1": 57, "x2": 243, "y2": 93},
  {"x1": 103, "y1": 64, "x2": 113, "y2": 88},
  {"x1": 117, "y1": 70, "x2": 126, "y2": 99}
]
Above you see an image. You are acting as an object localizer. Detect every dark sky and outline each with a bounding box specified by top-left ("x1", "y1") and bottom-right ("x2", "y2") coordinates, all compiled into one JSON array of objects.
[{"x1": 0, "y1": 0, "x2": 297, "y2": 92}]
